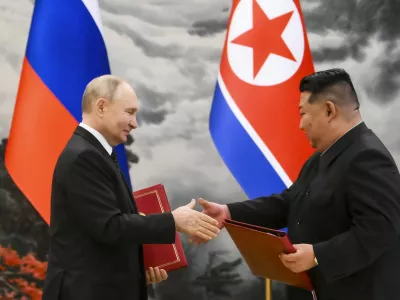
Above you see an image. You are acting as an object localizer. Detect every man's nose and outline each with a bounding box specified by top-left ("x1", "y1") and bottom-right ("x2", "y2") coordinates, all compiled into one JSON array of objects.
[
  {"x1": 129, "y1": 118, "x2": 137, "y2": 129},
  {"x1": 299, "y1": 119, "x2": 303, "y2": 130}
]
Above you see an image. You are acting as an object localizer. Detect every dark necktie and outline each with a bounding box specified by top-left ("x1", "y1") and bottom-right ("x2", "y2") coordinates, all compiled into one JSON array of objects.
[
  {"x1": 111, "y1": 149, "x2": 121, "y2": 173},
  {"x1": 111, "y1": 149, "x2": 135, "y2": 212}
]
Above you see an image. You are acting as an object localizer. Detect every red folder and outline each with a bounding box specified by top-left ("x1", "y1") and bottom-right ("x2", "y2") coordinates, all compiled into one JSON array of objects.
[
  {"x1": 223, "y1": 219, "x2": 313, "y2": 291},
  {"x1": 133, "y1": 184, "x2": 188, "y2": 272}
]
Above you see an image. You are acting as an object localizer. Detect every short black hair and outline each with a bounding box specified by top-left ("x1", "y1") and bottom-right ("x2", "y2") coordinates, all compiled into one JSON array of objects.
[{"x1": 299, "y1": 68, "x2": 359, "y2": 109}]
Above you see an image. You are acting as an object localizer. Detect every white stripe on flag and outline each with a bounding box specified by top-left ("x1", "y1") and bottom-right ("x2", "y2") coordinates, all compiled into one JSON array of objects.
[
  {"x1": 217, "y1": 72, "x2": 293, "y2": 188},
  {"x1": 81, "y1": 0, "x2": 103, "y2": 35}
]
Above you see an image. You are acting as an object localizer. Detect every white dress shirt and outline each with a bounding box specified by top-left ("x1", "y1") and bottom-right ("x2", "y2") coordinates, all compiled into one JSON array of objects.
[{"x1": 79, "y1": 122, "x2": 113, "y2": 155}]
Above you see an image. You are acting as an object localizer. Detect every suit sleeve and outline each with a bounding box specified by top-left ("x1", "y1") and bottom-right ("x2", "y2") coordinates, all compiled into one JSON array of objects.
[
  {"x1": 64, "y1": 151, "x2": 176, "y2": 245},
  {"x1": 226, "y1": 193, "x2": 290, "y2": 229},
  {"x1": 226, "y1": 153, "x2": 319, "y2": 229},
  {"x1": 226, "y1": 174, "x2": 308, "y2": 229},
  {"x1": 313, "y1": 149, "x2": 400, "y2": 282}
]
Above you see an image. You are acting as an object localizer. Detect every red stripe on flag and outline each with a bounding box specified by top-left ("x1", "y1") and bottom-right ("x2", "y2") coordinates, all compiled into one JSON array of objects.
[{"x1": 5, "y1": 58, "x2": 78, "y2": 224}]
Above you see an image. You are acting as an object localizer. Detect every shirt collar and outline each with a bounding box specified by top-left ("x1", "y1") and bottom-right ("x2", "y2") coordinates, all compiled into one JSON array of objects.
[{"x1": 79, "y1": 122, "x2": 113, "y2": 155}]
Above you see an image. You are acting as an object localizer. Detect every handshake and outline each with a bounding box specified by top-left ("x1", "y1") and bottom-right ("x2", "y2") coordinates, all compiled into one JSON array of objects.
[
  {"x1": 171, "y1": 197, "x2": 231, "y2": 243},
  {"x1": 145, "y1": 198, "x2": 229, "y2": 285}
]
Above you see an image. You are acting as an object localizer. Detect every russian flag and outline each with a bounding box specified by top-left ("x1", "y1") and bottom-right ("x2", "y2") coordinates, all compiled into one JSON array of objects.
[
  {"x1": 210, "y1": 0, "x2": 314, "y2": 204},
  {"x1": 5, "y1": 0, "x2": 131, "y2": 224}
]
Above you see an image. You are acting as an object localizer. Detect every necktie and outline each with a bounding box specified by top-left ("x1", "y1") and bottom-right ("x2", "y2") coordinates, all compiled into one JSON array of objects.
[
  {"x1": 111, "y1": 149, "x2": 121, "y2": 173},
  {"x1": 111, "y1": 149, "x2": 135, "y2": 212}
]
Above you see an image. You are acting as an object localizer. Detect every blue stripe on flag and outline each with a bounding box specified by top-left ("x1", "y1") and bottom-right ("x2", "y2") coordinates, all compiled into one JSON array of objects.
[{"x1": 209, "y1": 81, "x2": 287, "y2": 199}]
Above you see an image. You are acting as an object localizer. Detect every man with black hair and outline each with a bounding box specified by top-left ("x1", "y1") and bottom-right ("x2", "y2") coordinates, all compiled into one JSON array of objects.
[{"x1": 195, "y1": 68, "x2": 400, "y2": 299}]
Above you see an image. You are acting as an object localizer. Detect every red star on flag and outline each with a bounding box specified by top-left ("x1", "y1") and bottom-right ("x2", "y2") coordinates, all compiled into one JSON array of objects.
[{"x1": 231, "y1": 0, "x2": 296, "y2": 78}]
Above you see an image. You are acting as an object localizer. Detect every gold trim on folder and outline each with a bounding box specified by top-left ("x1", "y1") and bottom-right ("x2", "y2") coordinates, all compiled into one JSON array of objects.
[{"x1": 134, "y1": 190, "x2": 181, "y2": 268}]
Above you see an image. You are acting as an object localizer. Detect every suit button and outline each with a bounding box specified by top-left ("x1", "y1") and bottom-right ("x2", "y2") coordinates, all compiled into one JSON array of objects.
[{"x1": 297, "y1": 220, "x2": 302, "y2": 225}]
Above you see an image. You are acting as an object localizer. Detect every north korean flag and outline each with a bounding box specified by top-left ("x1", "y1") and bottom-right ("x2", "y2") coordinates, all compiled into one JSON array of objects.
[{"x1": 210, "y1": 0, "x2": 315, "y2": 199}]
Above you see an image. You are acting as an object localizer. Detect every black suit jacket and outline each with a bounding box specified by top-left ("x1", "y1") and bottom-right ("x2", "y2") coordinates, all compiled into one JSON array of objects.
[
  {"x1": 227, "y1": 122, "x2": 400, "y2": 300},
  {"x1": 42, "y1": 126, "x2": 176, "y2": 300}
]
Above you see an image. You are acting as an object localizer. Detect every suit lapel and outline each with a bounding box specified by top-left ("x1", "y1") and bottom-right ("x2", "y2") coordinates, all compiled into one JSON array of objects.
[
  {"x1": 74, "y1": 126, "x2": 137, "y2": 213},
  {"x1": 118, "y1": 171, "x2": 137, "y2": 213}
]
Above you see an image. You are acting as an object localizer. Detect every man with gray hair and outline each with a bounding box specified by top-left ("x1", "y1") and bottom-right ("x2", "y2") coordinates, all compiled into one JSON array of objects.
[{"x1": 42, "y1": 75, "x2": 220, "y2": 300}]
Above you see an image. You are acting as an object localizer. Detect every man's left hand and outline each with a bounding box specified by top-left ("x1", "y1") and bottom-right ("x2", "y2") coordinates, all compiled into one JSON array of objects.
[
  {"x1": 146, "y1": 267, "x2": 168, "y2": 285},
  {"x1": 279, "y1": 244, "x2": 317, "y2": 273}
]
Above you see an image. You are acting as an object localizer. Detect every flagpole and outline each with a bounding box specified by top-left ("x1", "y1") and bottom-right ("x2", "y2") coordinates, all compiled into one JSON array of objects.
[{"x1": 266, "y1": 278, "x2": 272, "y2": 300}]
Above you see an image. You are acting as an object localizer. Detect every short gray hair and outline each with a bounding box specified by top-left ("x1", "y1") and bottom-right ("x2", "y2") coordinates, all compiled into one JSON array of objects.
[{"x1": 82, "y1": 74, "x2": 125, "y2": 113}]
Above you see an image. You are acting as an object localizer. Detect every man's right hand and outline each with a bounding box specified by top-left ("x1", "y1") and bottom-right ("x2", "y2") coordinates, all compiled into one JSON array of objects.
[
  {"x1": 188, "y1": 198, "x2": 231, "y2": 244},
  {"x1": 198, "y1": 198, "x2": 230, "y2": 229},
  {"x1": 171, "y1": 199, "x2": 220, "y2": 242}
]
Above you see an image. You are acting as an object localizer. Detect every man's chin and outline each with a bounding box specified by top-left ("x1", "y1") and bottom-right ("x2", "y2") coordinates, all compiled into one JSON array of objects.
[
  {"x1": 119, "y1": 136, "x2": 127, "y2": 144},
  {"x1": 119, "y1": 137, "x2": 128, "y2": 145},
  {"x1": 111, "y1": 137, "x2": 126, "y2": 147}
]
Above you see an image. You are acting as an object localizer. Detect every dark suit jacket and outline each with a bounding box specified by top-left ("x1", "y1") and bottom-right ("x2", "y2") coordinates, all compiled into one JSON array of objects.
[
  {"x1": 227, "y1": 122, "x2": 400, "y2": 300},
  {"x1": 42, "y1": 126, "x2": 176, "y2": 300}
]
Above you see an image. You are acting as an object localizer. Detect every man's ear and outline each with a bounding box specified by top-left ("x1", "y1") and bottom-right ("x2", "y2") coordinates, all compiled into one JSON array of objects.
[
  {"x1": 95, "y1": 98, "x2": 108, "y2": 117},
  {"x1": 326, "y1": 101, "x2": 336, "y2": 119}
]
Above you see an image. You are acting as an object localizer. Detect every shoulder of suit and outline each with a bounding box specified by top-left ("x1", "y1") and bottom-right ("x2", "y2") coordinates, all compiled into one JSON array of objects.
[
  {"x1": 68, "y1": 133, "x2": 104, "y2": 153},
  {"x1": 348, "y1": 130, "x2": 392, "y2": 160},
  {"x1": 345, "y1": 137, "x2": 397, "y2": 172},
  {"x1": 58, "y1": 135, "x2": 109, "y2": 166}
]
